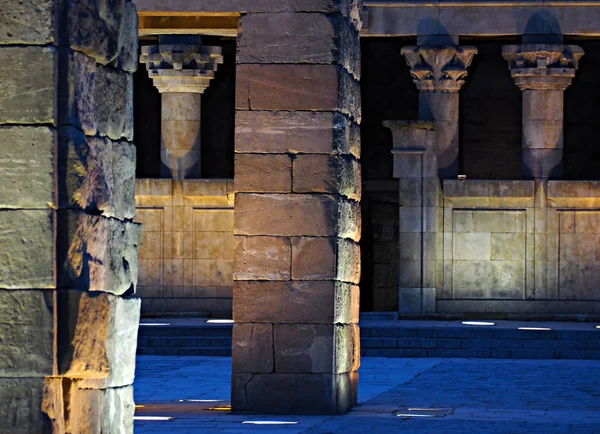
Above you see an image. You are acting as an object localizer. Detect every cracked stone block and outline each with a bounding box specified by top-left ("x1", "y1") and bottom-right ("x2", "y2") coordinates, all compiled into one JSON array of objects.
[
  {"x1": 65, "y1": 0, "x2": 138, "y2": 72},
  {"x1": 232, "y1": 371, "x2": 358, "y2": 414},
  {"x1": 0, "y1": 46, "x2": 55, "y2": 124},
  {"x1": 60, "y1": 127, "x2": 136, "y2": 219},
  {"x1": 60, "y1": 212, "x2": 141, "y2": 295},
  {"x1": 0, "y1": 210, "x2": 54, "y2": 289},
  {"x1": 0, "y1": 126, "x2": 55, "y2": 208},
  {"x1": 60, "y1": 51, "x2": 134, "y2": 141},
  {"x1": 232, "y1": 323, "x2": 273, "y2": 373},
  {"x1": 291, "y1": 237, "x2": 336, "y2": 280},
  {"x1": 0, "y1": 290, "x2": 53, "y2": 377},
  {"x1": 59, "y1": 291, "x2": 140, "y2": 389}
]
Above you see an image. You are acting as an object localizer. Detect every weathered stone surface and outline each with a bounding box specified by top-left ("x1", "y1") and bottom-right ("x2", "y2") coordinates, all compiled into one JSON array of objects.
[
  {"x1": 236, "y1": 64, "x2": 360, "y2": 121},
  {"x1": 234, "y1": 280, "x2": 359, "y2": 324},
  {"x1": 293, "y1": 154, "x2": 361, "y2": 200},
  {"x1": 0, "y1": 126, "x2": 55, "y2": 208},
  {"x1": 60, "y1": 213, "x2": 141, "y2": 295},
  {"x1": 0, "y1": 290, "x2": 53, "y2": 376},
  {"x1": 60, "y1": 51, "x2": 134, "y2": 140},
  {"x1": 0, "y1": 0, "x2": 54, "y2": 45},
  {"x1": 336, "y1": 238, "x2": 360, "y2": 284},
  {"x1": 60, "y1": 291, "x2": 140, "y2": 388},
  {"x1": 0, "y1": 46, "x2": 55, "y2": 124},
  {"x1": 235, "y1": 111, "x2": 359, "y2": 157},
  {"x1": 232, "y1": 371, "x2": 357, "y2": 414},
  {"x1": 233, "y1": 236, "x2": 291, "y2": 280},
  {"x1": 234, "y1": 154, "x2": 292, "y2": 193},
  {"x1": 274, "y1": 324, "x2": 359, "y2": 374},
  {"x1": 232, "y1": 323, "x2": 273, "y2": 373},
  {"x1": 0, "y1": 210, "x2": 54, "y2": 289},
  {"x1": 65, "y1": 0, "x2": 138, "y2": 72},
  {"x1": 60, "y1": 128, "x2": 136, "y2": 219},
  {"x1": 102, "y1": 386, "x2": 135, "y2": 434},
  {"x1": 291, "y1": 237, "x2": 336, "y2": 280},
  {"x1": 235, "y1": 194, "x2": 360, "y2": 241},
  {"x1": 1, "y1": 377, "x2": 49, "y2": 433},
  {"x1": 238, "y1": 12, "x2": 360, "y2": 77}
]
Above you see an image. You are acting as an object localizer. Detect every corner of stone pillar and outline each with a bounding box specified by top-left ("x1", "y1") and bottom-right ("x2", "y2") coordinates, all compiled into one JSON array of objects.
[{"x1": 386, "y1": 121, "x2": 439, "y2": 315}]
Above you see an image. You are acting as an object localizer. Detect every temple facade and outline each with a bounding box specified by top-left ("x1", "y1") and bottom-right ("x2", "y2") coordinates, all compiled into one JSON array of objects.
[{"x1": 4, "y1": 0, "x2": 600, "y2": 431}]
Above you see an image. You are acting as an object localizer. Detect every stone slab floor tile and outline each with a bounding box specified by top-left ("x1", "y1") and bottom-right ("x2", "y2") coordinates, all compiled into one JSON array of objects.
[{"x1": 134, "y1": 356, "x2": 600, "y2": 433}]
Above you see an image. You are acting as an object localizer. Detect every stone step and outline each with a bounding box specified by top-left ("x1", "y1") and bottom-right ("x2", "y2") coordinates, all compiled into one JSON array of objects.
[
  {"x1": 138, "y1": 336, "x2": 232, "y2": 348},
  {"x1": 138, "y1": 325, "x2": 233, "y2": 337},
  {"x1": 137, "y1": 347, "x2": 232, "y2": 357}
]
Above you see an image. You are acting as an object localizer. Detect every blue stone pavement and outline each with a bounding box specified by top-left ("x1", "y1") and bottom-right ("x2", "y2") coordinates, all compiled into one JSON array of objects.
[{"x1": 134, "y1": 356, "x2": 600, "y2": 433}]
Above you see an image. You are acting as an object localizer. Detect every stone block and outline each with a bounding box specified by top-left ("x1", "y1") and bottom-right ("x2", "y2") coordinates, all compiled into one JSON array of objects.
[
  {"x1": 443, "y1": 180, "x2": 489, "y2": 197},
  {"x1": 234, "y1": 280, "x2": 359, "y2": 324},
  {"x1": 487, "y1": 261, "x2": 525, "y2": 299},
  {"x1": 58, "y1": 291, "x2": 140, "y2": 388},
  {"x1": 236, "y1": 64, "x2": 360, "y2": 121},
  {"x1": 60, "y1": 212, "x2": 141, "y2": 295},
  {"x1": 65, "y1": 0, "x2": 138, "y2": 72},
  {"x1": 0, "y1": 126, "x2": 55, "y2": 208},
  {"x1": 574, "y1": 211, "x2": 600, "y2": 234},
  {"x1": 291, "y1": 237, "x2": 335, "y2": 280},
  {"x1": 0, "y1": 210, "x2": 54, "y2": 289},
  {"x1": 235, "y1": 193, "x2": 360, "y2": 241},
  {"x1": 234, "y1": 154, "x2": 292, "y2": 193},
  {"x1": 232, "y1": 371, "x2": 357, "y2": 414},
  {"x1": 60, "y1": 51, "x2": 134, "y2": 140},
  {"x1": 399, "y1": 287, "x2": 435, "y2": 314},
  {"x1": 194, "y1": 232, "x2": 224, "y2": 259},
  {"x1": 274, "y1": 324, "x2": 359, "y2": 374},
  {"x1": 336, "y1": 238, "x2": 360, "y2": 284},
  {"x1": 293, "y1": 154, "x2": 361, "y2": 200},
  {"x1": 60, "y1": 128, "x2": 136, "y2": 220},
  {"x1": 0, "y1": 46, "x2": 55, "y2": 124},
  {"x1": 233, "y1": 236, "x2": 291, "y2": 280},
  {"x1": 560, "y1": 233, "x2": 595, "y2": 262},
  {"x1": 0, "y1": 290, "x2": 53, "y2": 376},
  {"x1": 1, "y1": 377, "x2": 49, "y2": 434},
  {"x1": 548, "y1": 181, "x2": 590, "y2": 198},
  {"x1": 232, "y1": 323, "x2": 273, "y2": 373},
  {"x1": 0, "y1": 0, "x2": 54, "y2": 45},
  {"x1": 491, "y1": 233, "x2": 526, "y2": 261},
  {"x1": 488, "y1": 180, "x2": 535, "y2": 198},
  {"x1": 453, "y1": 233, "x2": 491, "y2": 260},
  {"x1": 235, "y1": 111, "x2": 359, "y2": 157},
  {"x1": 452, "y1": 261, "x2": 489, "y2": 299},
  {"x1": 473, "y1": 210, "x2": 517, "y2": 233},
  {"x1": 135, "y1": 0, "x2": 341, "y2": 13}
]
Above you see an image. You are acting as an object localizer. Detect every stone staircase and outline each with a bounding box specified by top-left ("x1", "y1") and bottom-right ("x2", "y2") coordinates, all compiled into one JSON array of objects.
[{"x1": 137, "y1": 318, "x2": 600, "y2": 359}]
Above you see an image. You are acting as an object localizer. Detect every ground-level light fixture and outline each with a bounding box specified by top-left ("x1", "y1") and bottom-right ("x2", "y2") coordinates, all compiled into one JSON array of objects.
[
  {"x1": 178, "y1": 399, "x2": 226, "y2": 403},
  {"x1": 462, "y1": 321, "x2": 495, "y2": 326},
  {"x1": 139, "y1": 323, "x2": 171, "y2": 326},
  {"x1": 242, "y1": 421, "x2": 299, "y2": 425},
  {"x1": 206, "y1": 319, "x2": 234, "y2": 324},
  {"x1": 134, "y1": 416, "x2": 173, "y2": 421},
  {"x1": 517, "y1": 327, "x2": 551, "y2": 331}
]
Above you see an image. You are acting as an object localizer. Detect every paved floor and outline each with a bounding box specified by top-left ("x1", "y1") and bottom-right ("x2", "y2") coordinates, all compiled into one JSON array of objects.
[{"x1": 134, "y1": 356, "x2": 600, "y2": 433}]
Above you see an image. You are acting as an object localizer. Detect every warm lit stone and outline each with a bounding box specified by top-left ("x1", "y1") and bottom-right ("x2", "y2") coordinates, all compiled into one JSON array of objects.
[
  {"x1": 233, "y1": 236, "x2": 291, "y2": 280},
  {"x1": 234, "y1": 154, "x2": 292, "y2": 193}
]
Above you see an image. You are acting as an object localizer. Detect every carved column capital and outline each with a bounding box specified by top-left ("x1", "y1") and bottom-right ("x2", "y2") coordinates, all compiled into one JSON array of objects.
[
  {"x1": 140, "y1": 43, "x2": 224, "y2": 93},
  {"x1": 401, "y1": 45, "x2": 478, "y2": 93},
  {"x1": 502, "y1": 44, "x2": 584, "y2": 91}
]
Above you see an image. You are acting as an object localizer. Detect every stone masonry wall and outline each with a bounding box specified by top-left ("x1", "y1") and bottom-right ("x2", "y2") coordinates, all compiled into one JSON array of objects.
[
  {"x1": 135, "y1": 179, "x2": 234, "y2": 317},
  {"x1": 0, "y1": 0, "x2": 140, "y2": 432},
  {"x1": 231, "y1": 0, "x2": 362, "y2": 414}
]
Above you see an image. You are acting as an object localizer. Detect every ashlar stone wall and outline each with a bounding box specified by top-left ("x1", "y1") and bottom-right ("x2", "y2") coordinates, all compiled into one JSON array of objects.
[
  {"x1": 0, "y1": 0, "x2": 141, "y2": 432},
  {"x1": 231, "y1": 0, "x2": 362, "y2": 414}
]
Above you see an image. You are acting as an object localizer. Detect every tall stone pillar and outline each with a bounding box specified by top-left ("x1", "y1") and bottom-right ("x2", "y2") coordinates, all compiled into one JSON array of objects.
[
  {"x1": 140, "y1": 37, "x2": 223, "y2": 180},
  {"x1": 503, "y1": 44, "x2": 583, "y2": 299},
  {"x1": 232, "y1": 1, "x2": 362, "y2": 414},
  {"x1": 502, "y1": 44, "x2": 584, "y2": 180},
  {"x1": 401, "y1": 45, "x2": 477, "y2": 180},
  {"x1": 386, "y1": 121, "x2": 440, "y2": 314}
]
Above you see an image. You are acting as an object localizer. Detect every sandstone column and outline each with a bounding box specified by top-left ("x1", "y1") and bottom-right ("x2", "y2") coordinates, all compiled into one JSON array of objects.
[
  {"x1": 386, "y1": 121, "x2": 439, "y2": 314},
  {"x1": 140, "y1": 37, "x2": 223, "y2": 180},
  {"x1": 0, "y1": 0, "x2": 141, "y2": 432},
  {"x1": 232, "y1": 1, "x2": 361, "y2": 414},
  {"x1": 503, "y1": 44, "x2": 583, "y2": 300},
  {"x1": 401, "y1": 45, "x2": 477, "y2": 179},
  {"x1": 502, "y1": 44, "x2": 584, "y2": 180}
]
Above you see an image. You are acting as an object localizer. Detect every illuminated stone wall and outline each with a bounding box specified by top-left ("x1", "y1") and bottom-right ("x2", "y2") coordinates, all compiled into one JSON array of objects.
[
  {"x1": 0, "y1": 0, "x2": 140, "y2": 431},
  {"x1": 135, "y1": 178, "x2": 234, "y2": 316}
]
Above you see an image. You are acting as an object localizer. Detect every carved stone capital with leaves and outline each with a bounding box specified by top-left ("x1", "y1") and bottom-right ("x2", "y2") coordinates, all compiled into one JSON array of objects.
[{"x1": 401, "y1": 45, "x2": 478, "y2": 93}]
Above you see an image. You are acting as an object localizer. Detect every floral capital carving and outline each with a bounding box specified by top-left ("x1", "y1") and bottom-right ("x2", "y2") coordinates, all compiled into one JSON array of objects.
[
  {"x1": 140, "y1": 44, "x2": 224, "y2": 93},
  {"x1": 401, "y1": 45, "x2": 478, "y2": 92},
  {"x1": 502, "y1": 44, "x2": 584, "y2": 91}
]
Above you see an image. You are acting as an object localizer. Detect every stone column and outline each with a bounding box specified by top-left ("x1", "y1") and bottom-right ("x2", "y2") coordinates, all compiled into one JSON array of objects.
[
  {"x1": 0, "y1": 0, "x2": 140, "y2": 432},
  {"x1": 503, "y1": 44, "x2": 583, "y2": 300},
  {"x1": 401, "y1": 45, "x2": 477, "y2": 180},
  {"x1": 140, "y1": 37, "x2": 223, "y2": 180},
  {"x1": 386, "y1": 121, "x2": 440, "y2": 314},
  {"x1": 232, "y1": 1, "x2": 361, "y2": 414},
  {"x1": 502, "y1": 44, "x2": 584, "y2": 180}
]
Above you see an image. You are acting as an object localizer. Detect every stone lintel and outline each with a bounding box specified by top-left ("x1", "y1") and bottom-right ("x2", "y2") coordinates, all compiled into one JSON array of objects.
[{"x1": 401, "y1": 45, "x2": 477, "y2": 93}]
